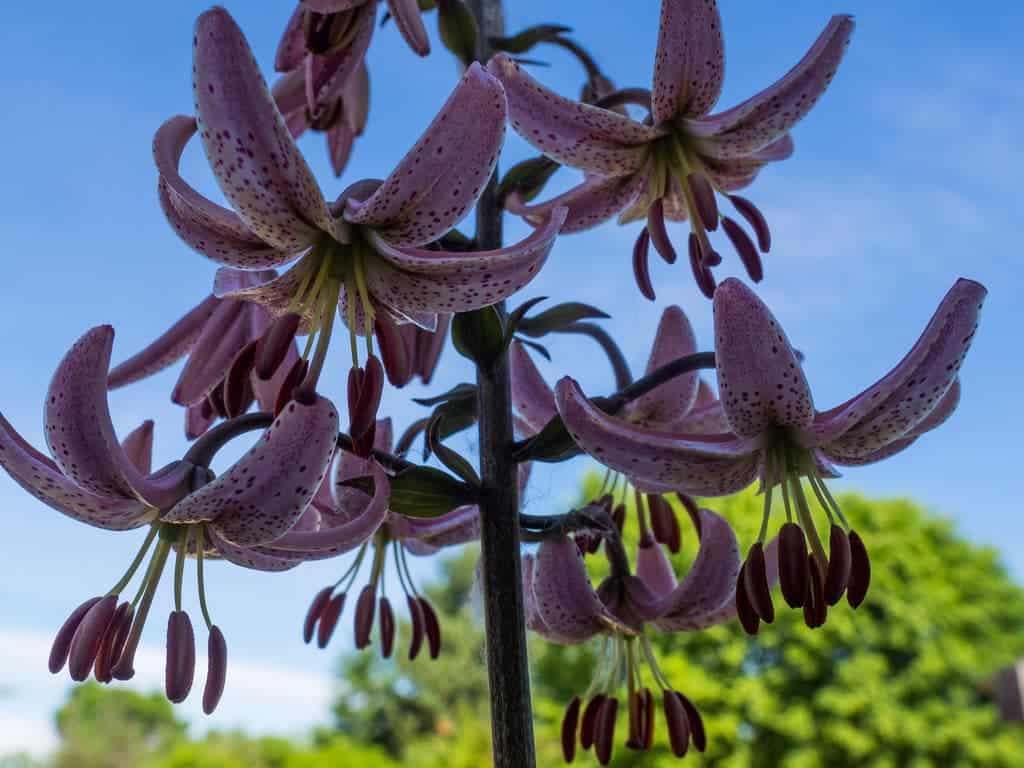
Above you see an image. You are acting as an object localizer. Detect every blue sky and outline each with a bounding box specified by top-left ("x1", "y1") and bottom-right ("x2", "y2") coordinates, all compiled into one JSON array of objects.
[{"x1": 1, "y1": 0, "x2": 1021, "y2": 757}]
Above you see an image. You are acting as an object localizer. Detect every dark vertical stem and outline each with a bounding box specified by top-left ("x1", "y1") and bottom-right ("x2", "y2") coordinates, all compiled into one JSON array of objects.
[{"x1": 466, "y1": 1, "x2": 538, "y2": 766}]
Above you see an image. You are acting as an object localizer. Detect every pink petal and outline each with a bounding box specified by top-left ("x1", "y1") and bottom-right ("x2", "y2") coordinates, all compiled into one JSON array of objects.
[
  {"x1": 171, "y1": 299, "x2": 252, "y2": 406},
  {"x1": 531, "y1": 535, "x2": 612, "y2": 645},
  {"x1": 120, "y1": 421, "x2": 154, "y2": 475},
  {"x1": 108, "y1": 295, "x2": 220, "y2": 389},
  {"x1": 0, "y1": 414, "x2": 151, "y2": 530},
  {"x1": 688, "y1": 15, "x2": 855, "y2": 159},
  {"x1": 806, "y1": 279, "x2": 985, "y2": 458},
  {"x1": 624, "y1": 305, "x2": 699, "y2": 426},
  {"x1": 509, "y1": 341, "x2": 556, "y2": 435},
  {"x1": 344, "y1": 63, "x2": 506, "y2": 246},
  {"x1": 154, "y1": 117, "x2": 288, "y2": 268},
  {"x1": 304, "y1": 4, "x2": 376, "y2": 110},
  {"x1": 635, "y1": 539, "x2": 678, "y2": 600},
  {"x1": 652, "y1": 508, "x2": 741, "y2": 631},
  {"x1": 651, "y1": 0, "x2": 725, "y2": 123},
  {"x1": 506, "y1": 171, "x2": 649, "y2": 233},
  {"x1": 392, "y1": 505, "x2": 480, "y2": 555},
  {"x1": 267, "y1": 464, "x2": 389, "y2": 556},
  {"x1": 272, "y1": 69, "x2": 307, "y2": 122},
  {"x1": 193, "y1": 9, "x2": 340, "y2": 249},
  {"x1": 384, "y1": 0, "x2": 429, "y2": 55},
  {"x1": 488, "y1": 54, "x2": 664, "y2": 176},
  {"x1": 555, "y1": 377, "x2": 760, "y2": 496},
  {"x1": 164, "y1": 396, "x2": 339, "y2": 547},
  {"x1": 206, "y1": 528, "x2": 304, "y2": 571},
  {"x1": 302, "y1": 0, "x2": 367, "y2": 12},
  {"x1": 327, "y1": 121, "x2": 355, "y2": 176},
  {"x1": 185, "y1": 402, "x2": 216, "y2": 440},
  {"x1": 251, "y1": 338, "x2": 301, "y2": 413},
  {"x1": 363, "y1": 207, "x2": 565, "y2": 315},
  {"x1": 273, "y1": 4, "x2": 306, "y2": 73},
  {"x1": 713, "y1": 278, "x2": 814, "y2": 438},
  {"x1": 213, "y1": 260, "x2": 320, "y2": 333}
]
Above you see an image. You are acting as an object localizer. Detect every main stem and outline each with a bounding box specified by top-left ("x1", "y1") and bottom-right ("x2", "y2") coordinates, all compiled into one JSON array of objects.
[{"x1": 467, "y1": 0, "x2": 537, "y2": 765}]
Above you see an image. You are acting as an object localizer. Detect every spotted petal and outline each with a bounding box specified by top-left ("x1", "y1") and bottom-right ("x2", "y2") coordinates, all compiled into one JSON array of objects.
[
  {"x1": 363, "y1": 207, "x2": 565, "y2": 315},
  {"x1": 651, "y1": 0, "x2": 725, "y2": 123},
  {"x1": 304, "y1": 3, "x2": 376, "y2": 110},
  {"x1": 0, "y1": 414, "x2": 151, "y2": 530},
  {"x1": 213, "y1": 260, "x2": 320, "y2": 333},
  {"x1": 120, "y1": 422, "x2": 154, "y2": 475},
  {"x1": 392, "y1": 505, "x2": 479, "y2": 556},
  {"x1": 163, "y1": 396, "x2": 339, "y2": 547},
  {"x1": 489, "y1": 54, "x2": 664, "y2": 176},
  {"x1": 625, "y1": 305, "x2": 700, "y2": 426},
  {"x1": 274, "y1": 4, "x2": 306, "y2": 73},
  {"x1": 689, "y1": 15, "x2": 855, "y2": 159},
  {"x1": 193, "y1": 9, "x2": 340, "y2": 249},
  {"x1": 108, "y1": 295, "x2": 220, "y2": 389},
  {"x1": 530, "y1": 535, "x2": 614, "y2": 645},
  {"x1": 555, "y1": 377, "x2": 759, "y2": 496},
  {"x1": 807, "y1": 279, "x2": 985, "y2": 459},
  {"x1": 506, "y1": 171, "x2": 649, "y2": 233},
  {"x1": 713, "y1": 278, "x2": 814, "y2": 438},
  {"x1": 509, "y1": 341, "x2": 556, "y2": 435},
  {"x1": 206, "y1": 528, "x2": 304, "y2": 571},
  {"x1": 345, "y1": 63, "x2": 506, "y2": 246}
]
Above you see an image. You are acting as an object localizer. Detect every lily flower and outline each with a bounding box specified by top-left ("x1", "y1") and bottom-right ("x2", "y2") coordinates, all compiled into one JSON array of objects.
[
  {"x1": 555, "y1": 277, "x2": 986, "y2": 629},
  {"x1": 488, "y1": 2, "x2": 854, "y2": 297},
  {"x1": 160, "y1": 9, "x2": 564, "y2": 393},
  {"x1": 525, "y1": 507, "x2": 748, "y2": 763},
  {"x1": 0, "y1": 326, "x2": 340, "y2": 712},
  {"x1": 108, "y1": 270, "x2": 301, "y2": 438},
  {"x1": 510, "y1": 305, "x2": 727, "y2": 551}
]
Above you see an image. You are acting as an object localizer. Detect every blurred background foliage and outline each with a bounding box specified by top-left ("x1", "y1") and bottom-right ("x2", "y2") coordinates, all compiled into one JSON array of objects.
[{"x1": 2, "y1": 482, "x2": 1022, "y2": 768}]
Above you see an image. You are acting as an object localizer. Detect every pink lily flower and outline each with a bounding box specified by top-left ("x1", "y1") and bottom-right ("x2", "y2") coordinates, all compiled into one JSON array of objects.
[
  {"x1": 555, "y1": 277, "x2": 986, "y2": 628},
  {"x1": 161, "y1": 9, "x2": 563, "y2": 390},
  {"x1": 525, "y1": 507, "x2": 749, "y2": 763},
  {"x1": 374, "y1": 312, "x2": 450, "y2": 387},
  {"x1": 488, "y1": 2, "x2": 854, "y2": 297},
  {"x1": 0, "y1": 326, "x2": 340, "y2": 712}
]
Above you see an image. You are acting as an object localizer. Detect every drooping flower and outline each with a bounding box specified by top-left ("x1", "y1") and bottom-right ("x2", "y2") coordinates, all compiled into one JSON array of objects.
[
  {"x1": 524, "y1": 506, "x2": 754, "y2": 763},
  {"x1": 107, "y1": 270, "x2": 301, "y2": 438},
  {"x1": 0, "y1": 326, "x2": 340, "y2": 711},
  {"x1": 489, "y1": 2, "x2": 854, "y2": 297},
  {"x1": 160, "y1": 9, "x2": 564, "y2": 394},
  {"x1": 556, "y1": 277, "x2": 985, "y2": 629},
  {"x1": 374, "y1": 312, "x2": 450, "y2": 387}
]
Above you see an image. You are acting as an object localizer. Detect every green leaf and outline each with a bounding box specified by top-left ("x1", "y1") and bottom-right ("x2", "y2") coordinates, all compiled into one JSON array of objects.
[
  {"x1": 452, "y1": 306, "x2": 505, "y2": 366},
  {"x1": 427, "y1": 415, "x2": 481, "y2": 486},
  {"x1": 388, "y1": 466, "x2": 480, "y2": 518},
  {"x1": 512, "y1": 416, "x2": 580, "y2": 463},
  {"x1": 436, "y1": 0, "x2": 478, "y2": 66},
  {"x1": 489, "y1": 24, "x2": 572, "y2": 54},
  {"x1": 506, "y1": 296, "x2": 549, "y2": 338},
  {"x1": 516, "y1": 302, "x2": 611, "y2": 338},
  {"x1": 496, "y1": 156, "x2": 560, "y2": 205},
  {"x1": 412, "y1": 382, "x2": 478, "y2": 407}
]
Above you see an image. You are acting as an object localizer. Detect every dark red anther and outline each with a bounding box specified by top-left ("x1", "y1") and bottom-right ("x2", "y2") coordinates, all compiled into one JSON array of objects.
[
  {"x1": 632, "y1": 228, "x2": 656, "y2": 301},
  {"x1": 303, "y1": 586, "x2": 334, "y2": 644},
  {"x1": 686, "y1": 172, "x2": 719, "y2": 232},
  {"x1": 561, "y1": 696, "x2": 581, "y2": 763},
  {"x1": 203, "y1": 625, "x2": 228, "y2": 715},
  {"x1": 580, "y1": 694, "x2": 606, "y2": 750},
  {"x1": 779, "y1": 523, "x2": 809, "y2": 609},
  {"x1": 594, "y1": 696, "x2": 618, "y2": 766},
  {"x1": 353, "y1": 584, "x2": 377, "y2": 650},
  {"x1": 407, "y1": 595, "x2": 425, "y2": 661},
  {"x1": 419, "y1": 598, "x2": 442, "y2": 659},
  {"x1": 677, "y1": 692, "x2": 706, "y2": 752},
  {"x1": 663, "y1": 690, "x2": 690, "y2": 758},
  {"x1": 646, "y1": 199, "x2": 678, "y2": 264},
  {"x1": 317, "y1": 593, "x2": 346, "y2": 649},
  {"x1": 110, "y1": 622, "x2": 139, "y2": 681},
  {"x1": 223, "y1": 341, "x2": 259, "y2": 418},
  {"x1": 728, "y1": 194, "x2": 771, "y2": 252},
  {"x1": 626, "y1": 690, "x2": 649, "y2": 751},
  {"x1": 735, "y1": 564, "x2": 760, "y2": 636},
  {"x1": 688, "y1": 233, "x2": 716, "y2": 299},
  {"x1": 49, "y1": 597, "x2": 102, "y2": 674},
  {"x1": 274, "y1": 358, "x2": 309, "y2": 415},
  {"x1": 348, "y1": 356, "x2": 384, "y2": 457},
  {"x1": 256, "y1": 313, "x2": 301, "y2": 380},
  {"x1": 846, "y1": 530, "x2": 871, "y2": 608},
  {"x1": 374, "y1": 313, "x2": 413, "y2": 388},
  {"x1": 642, "y1": 688, "x2": 655, "y2": 749},
  {"x1": 68, "y1": 594, "x2": 118, "y2": 682},
  {"x1": 94, "y1": 601, "x2": 132, "y2": 683},
  {"x1": 824, "y1": 524, "x2": 852, "y2": 605},
  {"x1": 721, "y1": 216, "x2": 764, "y2": 282},
  {"x1": 207, "y1": 384, "x2": 228, "y2": 419},
  {"x1": 165, "y1": 610, "x2": 196, "y2": 704},
  {"x1": 744, "y1": 542, "x2": 775, "y2": 623},
  {"x1": 804, "y1": 554, "x2": 828, "y2": 629},
  {"x1": 379, "y1": 597, "x2": 395, "y2": 659}
]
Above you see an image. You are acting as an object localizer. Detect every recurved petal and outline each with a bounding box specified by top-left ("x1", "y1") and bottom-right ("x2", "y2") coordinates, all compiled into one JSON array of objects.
[
  {"x1": 327, "y1": 121, "x2": 356, "y2": 177},
  {"x1": 635, "y1": 539, "x2": 678, "y2": 600},
  {"x1": 213, "y1": 260, "x2": 320, "y2": 332},
  {"x1": 304, "y1": 3, "x2": 375, "y2": 109},
  {"x1": 363, "y1": 207, "x2": 564, "y2": 315},
  {"x1": 506, "y1": 172, "x2": 648, "y2": 233},
  {"x1": 670, "y1": 399, "x2": 730, "y2": 434},
  {"x1": 302, "y1": 0, "x2": 366, "y2": 12},
  {"x1": 205, "y1": 527, "x2": 305, "y2": 571},
  {"x1": 344, "y1": 63, "x2": 505, "y2": 246},
  {"x1": 488, "y1": 53, "x2": 665, "y2": 175},
  {"x1": 531, "y1": 535, "x2": 613, "y2": 644},
  {"x1": 0, "y1": 414, "x2": 151, "y2": 530},
  {"x1": 164, "y1": 395, "x2": 339, "y2": 546},
  {"x1": 108, "y1": 295, "x2": 220, "y2": 389},
  {"x1": 120, "y1": 422, "x2": 154, "y2": 475},
  {"x1": 625, "y1": 306, "x2": 700, "y2": 426},
  {"x1": 713, "y1": 278, "x2": 814, "y2": 438},
  {"x1": 806, "y1": 279, "x2": 985, "y2": 456},
  {"x1": 274, "y1": 4, "x2": 306, "y2": 73},
  {"x1": 556, "y1": 377, "x2": 760, "y2": 496},
  {"x1": 185, "y1": 402, "x2": 216, "y2": 440},
  {"x1": 509, "y1": 341, "x2": 556, "y2": 435},
  {"x1": 193, "y1": 9, "x2": 339, "y2": 249},
  {"x1": 689, "y1": 15, "x2": 855, "y2": 159},
  {"x1": 171, "y1": 299, "x2": 251, "y2": 406},
  {"x1": 651, "y1": 0, "x2": 724, "y2": 123},
  {"x1": 652, "y1": 508, "x2": 741, "y2": 631},
  {"x1": 384, "y1": 0, "x2": 429, "y2": 55},
  {"x1": 392, "y1": 505, "x2": 480, "y2": 556}
]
